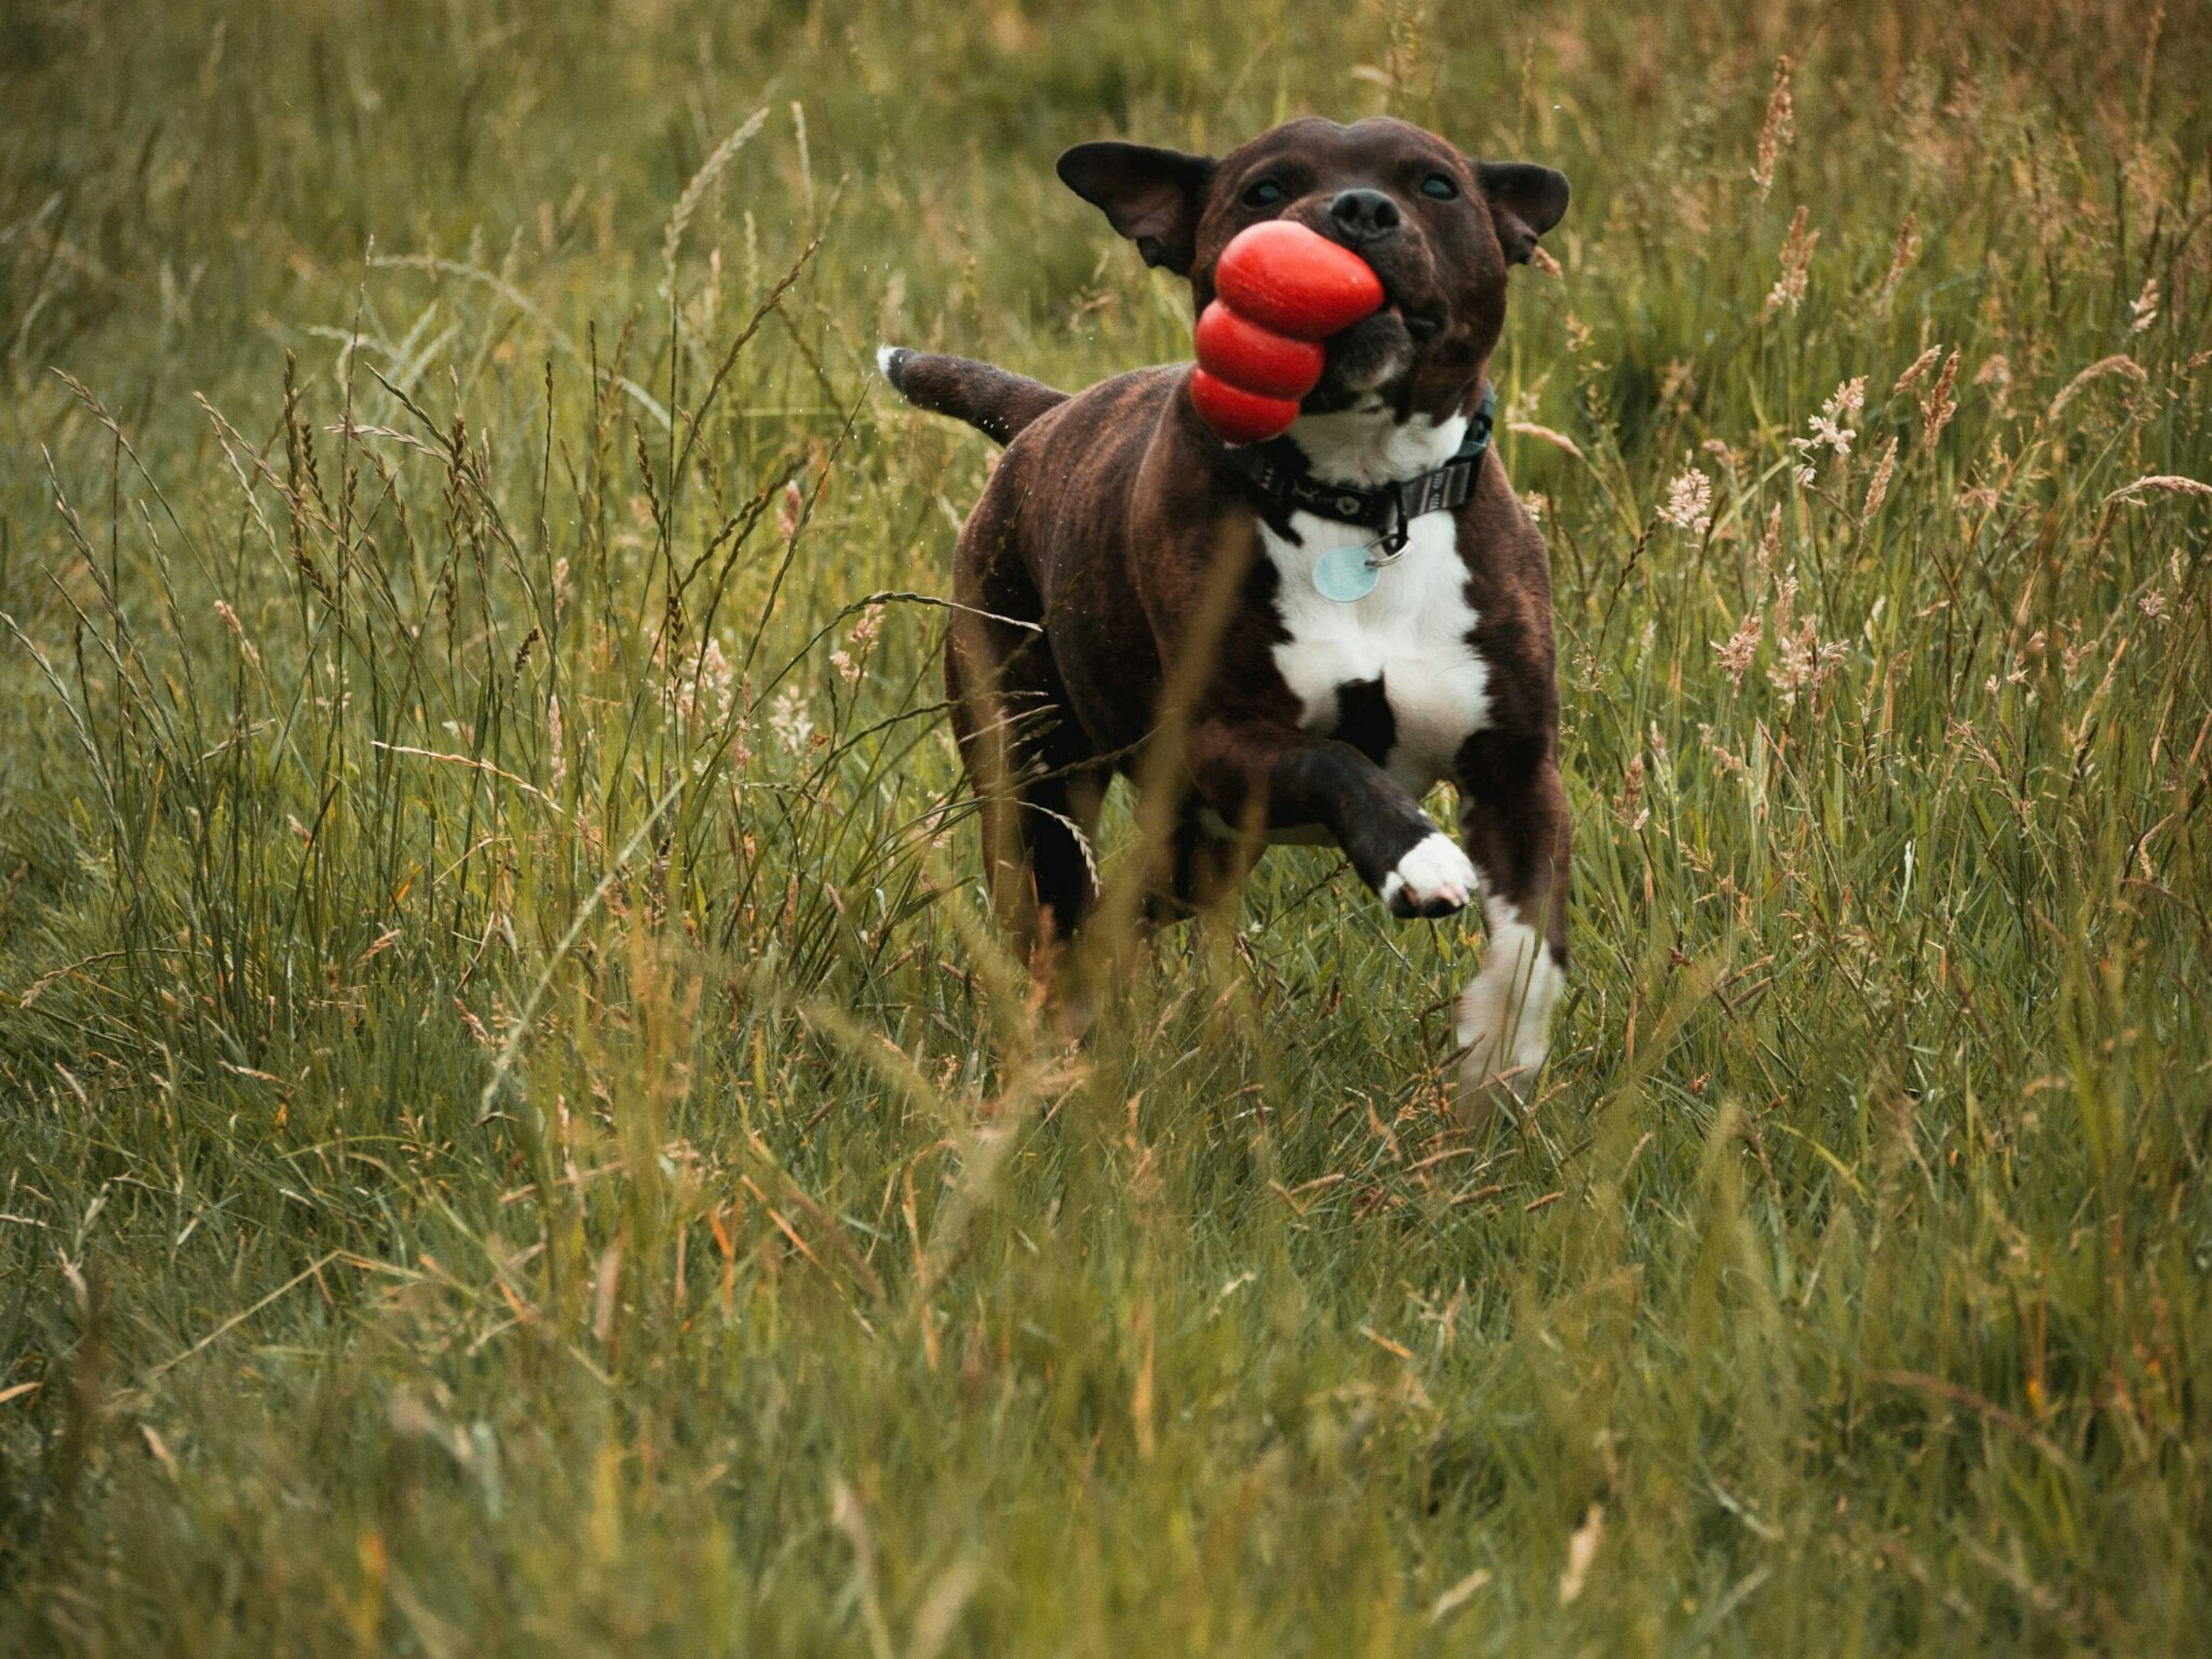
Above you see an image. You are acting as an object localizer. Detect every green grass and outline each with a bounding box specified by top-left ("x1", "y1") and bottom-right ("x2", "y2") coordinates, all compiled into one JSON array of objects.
[{"x1": 2, "y1": 0, "x2": 2208, "y2": 1651}]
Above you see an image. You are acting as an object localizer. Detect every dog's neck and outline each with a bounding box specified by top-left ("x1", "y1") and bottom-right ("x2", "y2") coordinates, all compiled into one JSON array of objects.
[{"x1": 1283, "y1": 397, "x2": 1468, "y2": 488}]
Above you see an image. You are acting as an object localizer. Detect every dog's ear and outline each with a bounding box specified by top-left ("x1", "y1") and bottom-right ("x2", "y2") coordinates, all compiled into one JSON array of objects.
[
  {"x1": 1057, "y1": 141, "x2": 1217, "y2": 274},
  {"x1": 1475, "y1": 161, "x2": 1570, "y2": 266}
]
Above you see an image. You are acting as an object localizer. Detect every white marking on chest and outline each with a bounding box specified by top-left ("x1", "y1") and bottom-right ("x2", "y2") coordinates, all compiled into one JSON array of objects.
[{"x1": 1257, "y1": 407, "x2": 1491, "y2": 798}]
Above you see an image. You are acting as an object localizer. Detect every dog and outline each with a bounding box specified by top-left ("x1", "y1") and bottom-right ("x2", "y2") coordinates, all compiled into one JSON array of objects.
[{"x1": 880, "y1": 116, "x2": 1571, "y2": 1111}]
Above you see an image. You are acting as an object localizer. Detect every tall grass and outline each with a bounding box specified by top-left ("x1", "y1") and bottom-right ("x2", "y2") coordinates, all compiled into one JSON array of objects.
[{"x1": 2, "y1": 0, "x2": 2208, "y2": 1651}]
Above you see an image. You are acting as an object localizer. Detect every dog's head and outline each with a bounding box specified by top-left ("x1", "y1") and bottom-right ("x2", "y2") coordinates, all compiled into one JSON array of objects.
[{"x1": 1059, "y1": 117, "x2": 1566, "y2": 423}]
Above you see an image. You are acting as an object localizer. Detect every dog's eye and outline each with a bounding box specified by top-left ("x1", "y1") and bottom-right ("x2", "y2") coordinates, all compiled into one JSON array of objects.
[
  {"x1": 1242, "y1": 179, "x2": 1286, "y2": 208},
  {"x1": 1421, "y1": 173, "x2": 1460, "y2": 200}
]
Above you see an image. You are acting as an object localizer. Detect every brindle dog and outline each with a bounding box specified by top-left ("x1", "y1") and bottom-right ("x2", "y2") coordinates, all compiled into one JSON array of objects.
[{"x1": 880, "y1": 116, "x2": 1571, "y2": 1110}]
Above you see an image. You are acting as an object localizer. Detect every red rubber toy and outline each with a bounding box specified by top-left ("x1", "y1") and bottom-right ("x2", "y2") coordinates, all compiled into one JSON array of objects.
[
  {"x1": 1213, "y1": 220, "x2": 1387, "y2": 340},
  {"x1": 1193, "y1": 303, "x2": 1325, "y2": 399},
  {"x1": 1190, "y1": 221, "x2": 1385, "y2": 444},
  {"x1": 1188, "y1": 369, "x2": 1302, "y2": 448}
]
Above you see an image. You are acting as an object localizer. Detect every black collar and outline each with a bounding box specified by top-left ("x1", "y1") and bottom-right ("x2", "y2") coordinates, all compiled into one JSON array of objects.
[{"x1": 1221, "y1": 384, "x2": 1496, "y2": 557}]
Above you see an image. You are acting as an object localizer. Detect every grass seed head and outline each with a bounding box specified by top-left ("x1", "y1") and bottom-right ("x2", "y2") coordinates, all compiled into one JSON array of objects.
[
  {"x1": 1919, "y1": 349, "x2": 1961, "y2": 446},
  {"x1": 1752, "y1": 56, "x2": 1796, "y2": 200},
  {"x1": 1764, "y1": 205, "x2": 1818, "y2": 316}
]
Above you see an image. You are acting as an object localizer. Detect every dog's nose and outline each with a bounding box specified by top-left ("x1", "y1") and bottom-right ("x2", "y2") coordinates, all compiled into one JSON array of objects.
[{"x1": 1327, "y1": 188, "x2": 1402, "y2": 245}]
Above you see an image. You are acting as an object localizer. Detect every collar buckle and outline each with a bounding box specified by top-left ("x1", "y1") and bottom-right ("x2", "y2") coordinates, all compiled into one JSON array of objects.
[{"x1": 1370, "y1": 497, "x2": 1411, "y2": 563}]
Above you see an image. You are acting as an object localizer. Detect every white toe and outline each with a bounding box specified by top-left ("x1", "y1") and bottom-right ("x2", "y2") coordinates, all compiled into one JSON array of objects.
[{"x1": 1380, "y1": 831, "x2": 1478, "y2": 915}]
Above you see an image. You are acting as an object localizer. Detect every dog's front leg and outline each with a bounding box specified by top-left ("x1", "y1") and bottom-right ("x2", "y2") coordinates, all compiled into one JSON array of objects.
[
  {"x1": 1453, "y1": 734, "x2": 1571, "y2": 1118},
  {"x1": 1184, "y1": 720, "x2": 1478, "y2": 916}
]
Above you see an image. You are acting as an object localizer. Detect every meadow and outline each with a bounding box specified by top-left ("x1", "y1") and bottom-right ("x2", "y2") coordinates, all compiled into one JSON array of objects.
[{"x1": 1, "y1": 0, "x2": 2207, "y2": 1650}]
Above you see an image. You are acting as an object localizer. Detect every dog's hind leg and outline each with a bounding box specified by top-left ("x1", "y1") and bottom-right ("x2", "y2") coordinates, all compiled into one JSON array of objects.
[
  {"x1": 1141, "y1": 806, "x2": 1262, "y2": 929},
  {"x1": 944, "y1": 502, "x2": 1102, "y2": 972},
  {"x1": 945, "y1": 630, "x2": 1103, "y2": 967}
]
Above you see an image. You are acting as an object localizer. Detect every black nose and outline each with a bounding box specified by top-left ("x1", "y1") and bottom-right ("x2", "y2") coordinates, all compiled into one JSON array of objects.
[{"x1": 1327, "y1": 188, "x2": 1402, "y2": 244}]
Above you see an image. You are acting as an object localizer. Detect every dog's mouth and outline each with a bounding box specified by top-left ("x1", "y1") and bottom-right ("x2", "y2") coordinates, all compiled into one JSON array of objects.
[{"x1": 1309, "y1": 296, "x2": 1440, "y2": 406}]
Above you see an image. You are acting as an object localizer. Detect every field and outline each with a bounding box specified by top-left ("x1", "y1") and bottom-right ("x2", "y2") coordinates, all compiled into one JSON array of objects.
[{"x1": 2, "y1": 0, "x2": 2209, "y2": 1650}]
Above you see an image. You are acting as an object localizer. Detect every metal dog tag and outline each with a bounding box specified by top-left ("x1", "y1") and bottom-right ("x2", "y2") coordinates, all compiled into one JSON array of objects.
[{"x1": 1312, "y1": 543, "x2": 1379, "y2": 603}]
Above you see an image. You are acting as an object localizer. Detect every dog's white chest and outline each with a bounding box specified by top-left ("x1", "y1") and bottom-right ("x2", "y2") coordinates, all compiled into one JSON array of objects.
[{"x1": 1259, "y1": 509, "x2": 1491, "y2": 796}]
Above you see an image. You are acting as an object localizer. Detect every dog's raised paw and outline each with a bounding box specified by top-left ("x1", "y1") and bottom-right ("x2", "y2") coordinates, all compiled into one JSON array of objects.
[{"x1": 1380, "y1": 831, "x2": 1477, "y2": 918}]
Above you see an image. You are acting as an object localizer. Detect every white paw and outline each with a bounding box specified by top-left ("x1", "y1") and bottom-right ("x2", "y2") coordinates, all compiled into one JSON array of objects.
[
  {"x1": 1456, "y1": 905, "x2": 1565, "y2": 1103},
  {"x1": 1379, "y1": 831, "x2": 1478, "y2": 918}
]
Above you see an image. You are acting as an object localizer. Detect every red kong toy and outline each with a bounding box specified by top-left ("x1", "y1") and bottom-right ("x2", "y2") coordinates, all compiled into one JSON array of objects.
[{"x1": 1189, "y1": 220, "x2": 1386, "y2": 445}]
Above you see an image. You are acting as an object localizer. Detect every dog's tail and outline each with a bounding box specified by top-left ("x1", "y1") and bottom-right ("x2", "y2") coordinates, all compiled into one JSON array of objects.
[{"x1": 877, "y1": 346, "x2": 1069, "y2": 445}]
